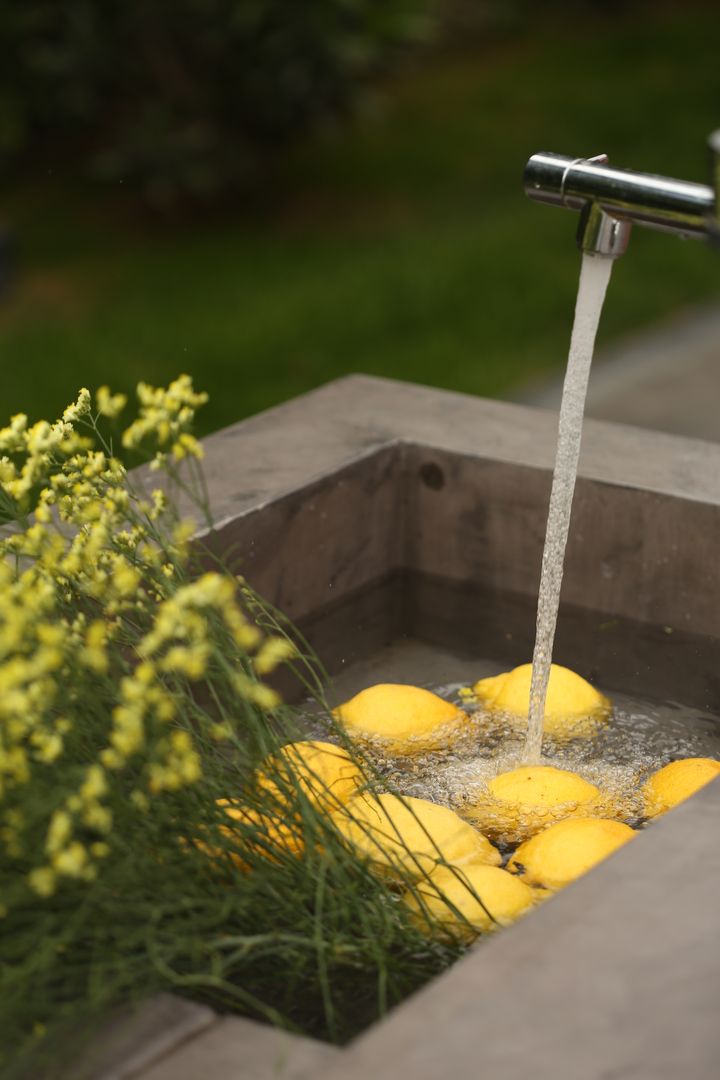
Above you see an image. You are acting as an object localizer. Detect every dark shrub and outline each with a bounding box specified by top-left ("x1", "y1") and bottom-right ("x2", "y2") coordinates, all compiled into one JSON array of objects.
[{"x1": 0, "y1": 0, "x2": 435, "y2": 204}]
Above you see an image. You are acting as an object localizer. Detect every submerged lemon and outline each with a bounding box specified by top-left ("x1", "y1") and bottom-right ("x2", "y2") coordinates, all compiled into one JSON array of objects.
[
  {"x1": 404, "y1": 863, "x2": 537, "y2": 939},
  {"x1": 488, "y1": 765, "x2": 598, "y2": 806},
  {"x1": 331, "y1": 793, "x2": 500, "y2": 879},
  {"x1": 255, "y1": 740, "x2": 364, "y2": 812},
  {"x1": 463, "y1": 764, "x2": 600, "y2": 843},
  {"x1": 333, "y1": 683, "x2": 466, "y2": 753},
  {"x1": 507, "y1": 816, "x2": 635, "y2": 891},
  {"x1": 642, "y1": 757, "x2": 720, "y2": 818},
  {"x1": 191, "y1": 800, "x2": 304, "y2": 869},
  {"x1": 220, "y1": 801, "x2": 305, "y2": 858},
  {"x1": 473, "y1": 663, "x2": 610, "y2": 738}
]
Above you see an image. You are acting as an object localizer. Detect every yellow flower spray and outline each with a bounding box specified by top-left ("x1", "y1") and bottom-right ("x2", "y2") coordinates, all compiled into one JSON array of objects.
[{"x1": 0, "y1": 377, "x2": 292, "y2": 899}]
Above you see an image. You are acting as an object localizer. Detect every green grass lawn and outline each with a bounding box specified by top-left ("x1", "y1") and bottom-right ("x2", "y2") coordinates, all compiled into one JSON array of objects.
[{"x1": 1, "y1": 4, "x2": 719, "y2": 436}]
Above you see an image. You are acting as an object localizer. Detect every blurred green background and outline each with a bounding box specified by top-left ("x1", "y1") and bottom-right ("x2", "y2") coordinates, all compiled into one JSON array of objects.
[{"x1": 1, "y1": 1, "x2": 719, "y2": 436}]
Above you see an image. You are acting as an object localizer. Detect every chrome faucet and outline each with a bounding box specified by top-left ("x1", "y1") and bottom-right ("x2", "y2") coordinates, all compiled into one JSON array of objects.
[{"x1": 524, "y1": 131, "x2": 720, "y2": 258}]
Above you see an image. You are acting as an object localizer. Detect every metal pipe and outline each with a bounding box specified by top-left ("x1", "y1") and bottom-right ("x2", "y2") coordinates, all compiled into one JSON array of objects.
[
  {"x1": 576, "y1": 200, "x2": 632, "y2": 259},
  {"x1": 524, "y1": 145, "x2": 718, "y2": 258},
  {"x1": 709, "y1": 128, "x2": 720, "y2": 246}
]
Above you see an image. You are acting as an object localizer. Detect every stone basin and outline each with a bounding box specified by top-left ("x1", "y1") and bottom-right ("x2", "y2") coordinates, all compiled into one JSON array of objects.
[{"x1": 69, "y1": 376, "x2": 720, "y2": 1080}]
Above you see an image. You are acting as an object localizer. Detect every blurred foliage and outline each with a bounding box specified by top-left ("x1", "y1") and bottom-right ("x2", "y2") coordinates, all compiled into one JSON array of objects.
[
  {"x1": 1, "y1": 2, "x2": 718, "y2": 435},
  {"x1": 0, "y1": 0, "x2": 435, "y2": 206},
  {"x1": 439, "y1": 0, "x2": 651, "y2": 39}
]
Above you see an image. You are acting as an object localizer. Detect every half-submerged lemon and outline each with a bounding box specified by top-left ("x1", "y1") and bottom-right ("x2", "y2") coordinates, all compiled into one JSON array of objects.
[
  {"x1": 331, "y1": 792, "x2": 500, "y2": 879},
  {"x1": 221, "y1": 801, "x2": 305, "y2": 858},
  {"x1": 192, "y1": 800, "x2": 304, "y2": 869},
  {"x1": 463, "y1": 764, "x2": 600, "y2": 843},
  {"x1": 255, "y1": 739, "x2": 364, "y2": 812},
  {"x1": 642, "y1": 757, "x2": 720, "y2": 818},
  {"x1": 333, "y1": 684, "x2": 466, "y2": 753},
  {"x1": 473, "y1": 663, "x2": 610, "y2": 738},
  {"x1": 507, "y1": 816, "x2": 635, "y2": 891},
  {"x1": 404, "y1": 863, "x2": 536, "y2": 939}
]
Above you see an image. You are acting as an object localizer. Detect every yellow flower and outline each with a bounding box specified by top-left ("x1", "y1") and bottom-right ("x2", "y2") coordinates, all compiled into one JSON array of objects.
[
  {"x1": 160, "y1": 644, "x2": 209, "y2": 679},
  {"x1": 110, "y1": 704, "x2": 145, "y2": 758},
  {"x1": 53, "y1": 841, "x2": 89, "y2": 877},
  {"x1": 110, "y1": 557, "x2": 141, "y2": 598},
  {"x1": 36, "y1": 623, "x2": 65, "y2": 647},
  {"x1": 96, "y1": 386, "x2": 128, "y2": 419},
  {"x1": 0, "y1": 374, "x2": 293, "y2": 919},
  {"x1": 171, "y1": 433, "x2": 204, "y2": 461},
  {"x1": 233, "y1": 672, "x2": 280, "y2": 710},
  {"x1": 147, "y1": 729, "x2": 202, "y2": 792},
  {"x1": 82, "y1": 803, "x2": 113, "y2": 833},
  {"x1": 150, "y1": 489, "x2": 168, "y2": 517},
  {"x1": 122, "y1": 375, "x2": 207, "y2": 453},
  {"x1": 62, "y1": 388, "x2": 92, "y2": 424},
  {"x1": 29, "y1": 867, "x2": 56, "y2": 897},
  {"x1": 33, "y1": 731, "x2": 63, "y2": 763},
  {"x1": 46, "y1": 811, "x2": 72, "y2": 855},
  {"x1": 169, "y1": 520, "x2": 196, "y2": 557},
  {"x1": 79, "y1": 764, "x2": 107, "y2": 802},
  {"x1": 253, "y1": 637, "x2": 296, "y2": 676},
  {"x1": 130, "y1": 790, "x2": 150, "y2": 812},
  {"x1": 81, "y1": 621, "x2": 109, "y2": 673},
  {"x1": 0, "y1": 413, "x2": 28, "y2": 452}
]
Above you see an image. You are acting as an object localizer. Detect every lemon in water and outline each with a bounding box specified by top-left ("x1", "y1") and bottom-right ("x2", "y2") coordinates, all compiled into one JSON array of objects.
[
  {"x1": 255, "y1": 739, "x2": 364, "y2": 812},
  {"x1": 507, "y1": 816, "x2": 636, "y2": 891},
  {"x1": 220, "y1": 801, "x2": 305, "y2": 858},
  {"x1": 191, "y1": 800, "x2": 305, "y2": 869},
  {"x1": 463, "y1": 764, "x2": 600, "y2": 843},
  {"x1": 473, "y1": 663, "x2": 610, "y2": 738},
  {"x1": 404, "y1": 863, "x2": 537, "y2": 939},
  {"x1": 642, "y1": 757, "x2": 720, "y2": 818},
  {"x1": 331, "y1": 792, "x2": 500, "y2": 879},
  {"x1": 333, "y1": 683, "x2": 467, "y2": 753}
]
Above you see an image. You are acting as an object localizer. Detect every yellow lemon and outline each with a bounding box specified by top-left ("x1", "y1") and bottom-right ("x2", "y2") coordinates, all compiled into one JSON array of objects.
[
  {"x1": 218, "y1": 801, "x2": 304, "y2": 857},
  {"x1": 190, "y1": 800, "x2": 304, "y2": 869},
  {"x1": 488, "y1": 765, "x2": 598, "y2": 806},
  {"x1": 255, "y1": 740, "x2": 364, "y2": 812},
  {"x1": 331, "y1": 793, "x2": 500, "y2": 879},
  {"x1": 473, "y1": 663, "x2": 610, "y2": 738},
  {"x1": 404, "y1": 863, "x2": 537, "y2": 939},
  {"x1": 463, "y1": 765, "x2": 600, "y2": 844},
  {"x1": 507, "y1": 817, "x2": 636, "y2": 891},
  {"x1": 642, "y1": 757, "x2": 720, "y2": 818},
  {"x1": 333, "y1": 683, "x2": 466, "y2": 754}
]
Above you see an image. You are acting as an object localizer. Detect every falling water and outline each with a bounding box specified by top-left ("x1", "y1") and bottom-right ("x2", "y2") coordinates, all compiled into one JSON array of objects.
[{"x1": 524, "y1": 253, "x2": 615, "y2": 761}]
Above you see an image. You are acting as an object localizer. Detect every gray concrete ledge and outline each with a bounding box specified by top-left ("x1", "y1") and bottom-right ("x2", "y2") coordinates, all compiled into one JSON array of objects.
[
  {"x1": 67, "y1": 995, "x2": 215, "y2": 1080},
  {"x1": 136, "y1": 1017, "x2": 340, "y2": 1080},
  {"x1": 196, "y1": 374, "x2": 720, "y2": 532}
]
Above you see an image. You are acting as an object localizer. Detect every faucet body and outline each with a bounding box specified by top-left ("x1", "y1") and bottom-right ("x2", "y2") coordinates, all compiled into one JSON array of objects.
[{"x1": 524, "y1": 135, "x2": 720, "y2": 257}]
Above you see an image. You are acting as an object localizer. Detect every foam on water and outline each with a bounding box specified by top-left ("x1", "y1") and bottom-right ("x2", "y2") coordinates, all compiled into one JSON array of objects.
[
  {"x1": 356, "y1": 677, "x2": 720, "y2": 848},
  {"x1": 525, "y1": 254, "x2": 615, "y2": 761}
]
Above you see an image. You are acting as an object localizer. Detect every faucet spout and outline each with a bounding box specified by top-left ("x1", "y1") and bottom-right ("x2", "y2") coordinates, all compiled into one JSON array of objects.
[
  {"x1": 524, "y1": 145, "x2": 717, "y2": 257},
  {"x1": 577, "y1": 201, "x2": 632, "y2": 259}
]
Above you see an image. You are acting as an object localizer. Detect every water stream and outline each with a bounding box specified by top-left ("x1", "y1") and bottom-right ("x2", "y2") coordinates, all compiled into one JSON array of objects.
[{"x1": 524, "y1": 254, "x2": 615, "y2": 761}]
